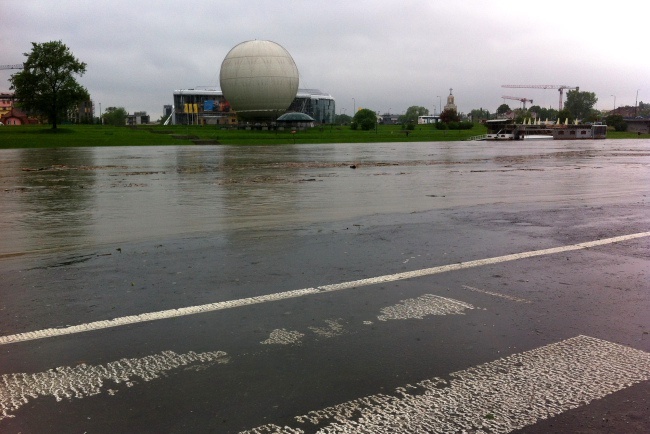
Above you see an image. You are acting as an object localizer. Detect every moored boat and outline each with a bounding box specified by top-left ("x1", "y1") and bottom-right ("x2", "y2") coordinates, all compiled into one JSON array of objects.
[
  {"x1": 483, "y1": 119, "x2": 606, "y2": 140},
  {"x1": 550, "y1": 122, "x2": 607, "y2": 140}
]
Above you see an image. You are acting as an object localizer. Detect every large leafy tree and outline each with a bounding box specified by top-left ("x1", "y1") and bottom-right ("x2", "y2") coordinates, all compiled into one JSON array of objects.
[
  {"x1": 102, "y1": 107, "x2": 128, "y2": 126},
  {"x1": 352, "y1": 108, "x2": 378, "y2": 130},
  {"x1": 496, "y1": 103, "x2": 511, "y2": 115},
  {"x1": 564, "y1": 89, "x2": 597, "y2": 120},
  {"x1": 10, "y1": 40, "x2": 89, "y2": 129}
]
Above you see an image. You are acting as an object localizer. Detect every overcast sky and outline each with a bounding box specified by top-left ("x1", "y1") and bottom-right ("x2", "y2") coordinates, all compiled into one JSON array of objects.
[{"x1": 2, "y1": 1, "x2": 648, "y2": 119}]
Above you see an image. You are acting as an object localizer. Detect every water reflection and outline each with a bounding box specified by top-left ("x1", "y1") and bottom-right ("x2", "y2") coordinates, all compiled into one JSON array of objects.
[
  {"x1": 0, "y1": 140, "x2": 648, "y2": 258},
  {"x1": 17, "y1": 148, "x2": 96, "y2": 253}
]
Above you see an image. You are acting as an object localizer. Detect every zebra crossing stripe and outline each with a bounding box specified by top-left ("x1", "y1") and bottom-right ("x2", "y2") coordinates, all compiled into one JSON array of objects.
[{"x1": 242, "y1": 335, "x2": 650, "y2": 433}]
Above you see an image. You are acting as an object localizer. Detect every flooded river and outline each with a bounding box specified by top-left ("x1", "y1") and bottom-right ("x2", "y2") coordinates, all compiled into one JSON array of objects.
[{"x1": 1, "y1": 140, "x2": 648, "y2": 257}]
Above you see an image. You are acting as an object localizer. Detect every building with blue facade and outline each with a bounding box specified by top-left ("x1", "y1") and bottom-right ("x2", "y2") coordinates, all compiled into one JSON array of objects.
[{"x1": 171, "y1": 88, "x2": 335, "y2": 125}]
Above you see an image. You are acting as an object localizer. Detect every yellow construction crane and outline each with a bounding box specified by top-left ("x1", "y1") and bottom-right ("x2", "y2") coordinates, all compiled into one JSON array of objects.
[{"x1": 502, "y1": 85, "x2": 578, "y2": 111}]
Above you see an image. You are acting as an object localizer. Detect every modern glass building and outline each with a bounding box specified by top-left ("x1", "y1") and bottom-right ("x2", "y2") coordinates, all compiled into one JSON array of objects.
[
  {"x1": 171, "y1": 87, "x2": 335, "y2": 125},
  {"x1": 287, "y1": 89, "x2": 336, "y2": 124}
]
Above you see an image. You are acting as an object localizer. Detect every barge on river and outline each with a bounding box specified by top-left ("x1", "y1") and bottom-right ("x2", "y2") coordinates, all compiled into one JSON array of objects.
[{"x1": 483, "y1": 119, "x2": 607, "y2": 140}]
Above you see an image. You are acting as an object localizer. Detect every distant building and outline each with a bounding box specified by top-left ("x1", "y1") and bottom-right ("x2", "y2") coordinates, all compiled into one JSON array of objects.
[
  {"x1": 609, "y1": 106, "x2": 637, "y2": 118},
  {"x1": 626, "y1": 119, "x2": 650, "y2": 134},
  {"x1": 286, "y1": 89, "x2": 336, "y2": 124},
  {"x1": 171, "y1": 87, "x2": 335, "y2": 125},
  {"x1": 68, "y1": 100, "x2": 94, "y2": 124},
  {"x1": 381, "y1": 113, "x2": 400, "y2": 124},
  {"x1": 0, "y1": 93, "x2": 15, "y2": 118},
  {"x1": 418, "y1": 115, "x2": 440, "y2": 124},
  {"x1": 444, "y1": 88, "x2": 457, "y2": 112},
  {"x1": 172, "y1": 89, "x2": 234, "y2": 126},
  {"x1": 126, "y1": 111, "x2": 150, "y2": 126},
  {"x1": 0, "y1": 107, "x2": 38, "y2": 125},
  {"x1": 0, "y1": 93, "x2": 92, "y2": 125}
]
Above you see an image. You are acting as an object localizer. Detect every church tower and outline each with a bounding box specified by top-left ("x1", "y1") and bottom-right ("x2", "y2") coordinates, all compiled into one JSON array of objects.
[{"x1": 444, "y1": 88, "x2": 457, "y2": 112}]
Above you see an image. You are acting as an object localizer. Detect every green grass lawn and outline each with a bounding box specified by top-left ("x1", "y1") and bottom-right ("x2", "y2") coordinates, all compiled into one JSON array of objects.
[{"x1": 0, "y1": 123, "x2": 643, "y2": 148}]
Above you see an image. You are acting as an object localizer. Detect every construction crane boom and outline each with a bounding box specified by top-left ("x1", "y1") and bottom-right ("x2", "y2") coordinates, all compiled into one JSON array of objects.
[
  {"x1": 502, "y1": 85, "x2": 578, "y2": 111},
  {"x1": 501, "y1": 95, "x2": 533, "y2": 110},
  {"x1": 0, "y1": 64, "x2": 23, "y2": 70}
]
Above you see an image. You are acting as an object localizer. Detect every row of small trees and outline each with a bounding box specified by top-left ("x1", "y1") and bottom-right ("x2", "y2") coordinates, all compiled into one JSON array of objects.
[
  {"x1": 351, "y1": 89, "x2": 619, "y2": 131},
  {"x1": 349, "y1": 105, "x2": 470, "y2": 131}
]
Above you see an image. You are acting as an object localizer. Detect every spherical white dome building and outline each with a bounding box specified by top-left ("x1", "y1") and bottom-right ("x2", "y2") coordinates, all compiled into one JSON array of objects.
[{"x1": 219, "y1": 40, "x2": 299, "y2": 120}]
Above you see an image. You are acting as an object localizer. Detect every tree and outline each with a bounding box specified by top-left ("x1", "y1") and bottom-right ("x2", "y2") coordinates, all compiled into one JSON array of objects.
[
  {"x1": 352, "y1": 108, "x2": 377, "y2": 131},
  {"x1": 564, "y1": 89, "x2": 597, "y2": 120},
  {"x1": 469, "y1": 108, "x2": 489, "y2": 122},
  {"x1": 10, "y1": 41, "x2": 89, "y2": 130},
  {"x1": 528, "y1": 105, "x2": 558, "y2": 122},
  {"x1": 399, "y1": 106, "x2": 429, "y2": 124},
  {"x1": 439, "y1": 108, "x2": 460, "y2": 124},
  {"x1": 497, "y1": 104, "x2": 511, "y2": 115},
  {"x1": 102, "y1": 107, "x2": 128, "y2": 126},
  {"x1": 605, "y1": 114, "x2": 627, "y2": 132},
  {"x1": 335, "y1": 113, "x2": 352, "y2": 125},
  {"x1": 557, "y1": 108, "x2": 574, "y2": 124}
]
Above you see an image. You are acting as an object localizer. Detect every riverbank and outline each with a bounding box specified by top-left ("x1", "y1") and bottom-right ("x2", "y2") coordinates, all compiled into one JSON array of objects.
[
  {"x1": 0, "y1": 123, "x2": 643, "y2": 148},
  {"x1": 1, "y1": 123, "x2": 484, "y2": 148}
]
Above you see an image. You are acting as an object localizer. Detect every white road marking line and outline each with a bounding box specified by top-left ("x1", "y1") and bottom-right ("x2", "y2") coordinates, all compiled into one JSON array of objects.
[
  {"x1": 0, "y1": 288, "x2": 319, "y2": 346},
  {"x1": 241, "y1": 335, "x2": 650, "y2": 433},
  {"x1": 1, "y1": 231, "x2": 648, "y2": 346},
  {"x1": 0, "y1": 349, "x2": 229, "y2": 422},
  {"x1": 462, "y1": 284, "x2": 531, "y2": 303}
]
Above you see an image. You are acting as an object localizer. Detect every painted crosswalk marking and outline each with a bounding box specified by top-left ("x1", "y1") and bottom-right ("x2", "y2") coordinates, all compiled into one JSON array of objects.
[
  {"x1": 241, "y1": 335, "x2": 650, "y2": 433},
  {"x1": 0, "y1": 349, "x2": 229, "y2": 422},
  {"x1": 0, "y1": 231, "x2": 648, "y2": 346}
]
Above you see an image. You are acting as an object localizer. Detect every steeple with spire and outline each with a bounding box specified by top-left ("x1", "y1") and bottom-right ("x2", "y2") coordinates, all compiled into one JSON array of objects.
[{"x1": 444, "y1": 88, "x2": 457, "y2": 112}]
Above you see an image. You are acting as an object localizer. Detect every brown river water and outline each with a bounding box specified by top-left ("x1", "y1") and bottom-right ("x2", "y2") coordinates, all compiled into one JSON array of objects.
[{"x1": 1, "y1": 139, "x2": 648, "y2": 258}]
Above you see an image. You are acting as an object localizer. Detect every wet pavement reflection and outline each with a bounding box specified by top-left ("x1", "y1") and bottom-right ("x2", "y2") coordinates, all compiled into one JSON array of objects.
[{"x1": 1, "y1": 140, "x2": 648, "y2": 257}]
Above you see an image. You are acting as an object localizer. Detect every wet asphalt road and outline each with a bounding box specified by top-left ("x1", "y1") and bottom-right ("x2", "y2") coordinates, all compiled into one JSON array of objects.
[{"x1": 0, "y1": 140, "x2": 649, "y2": 433}]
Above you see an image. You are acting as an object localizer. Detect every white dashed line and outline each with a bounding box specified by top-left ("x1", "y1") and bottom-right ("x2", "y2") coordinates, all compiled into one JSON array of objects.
[
  {"x1": 0, "y1": 231, "x2": 648, "y2": 346},
  {"x1": 242, "y1": 335, "x2": 650, "y2": 433}
]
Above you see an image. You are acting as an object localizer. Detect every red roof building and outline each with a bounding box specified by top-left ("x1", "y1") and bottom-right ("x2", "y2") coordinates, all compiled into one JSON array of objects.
[{"x1": 0, "y1": 107, "x2": 39, "y2": 125}]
